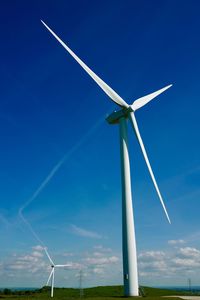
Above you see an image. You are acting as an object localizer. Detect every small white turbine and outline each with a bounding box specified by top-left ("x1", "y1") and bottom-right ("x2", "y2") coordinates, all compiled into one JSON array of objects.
[
  {"x1": 41, "y1": 21, "x2": 172, "y2": 297},
  {"x1": 44, "y1": 248, "x2": 70, "y2": 297}
]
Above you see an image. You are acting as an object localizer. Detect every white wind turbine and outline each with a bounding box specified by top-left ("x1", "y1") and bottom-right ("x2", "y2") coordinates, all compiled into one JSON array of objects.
[
  {"x1": 41, "y1": 20, "x2": 172, "y2": 297},
  {"x1": 44, "y1": 248, "x2": 70, "y2": 297}
]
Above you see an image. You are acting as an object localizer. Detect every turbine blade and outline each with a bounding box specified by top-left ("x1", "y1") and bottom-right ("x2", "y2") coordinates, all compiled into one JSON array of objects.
[
  {"x1": 44, "y1": 248, "x2": 54, "y2": 266},
  {"x1": 41, "y1": 20, "x2": 129, "y2": 108},
  {"x1": 131, "y1": 84, "x2": 172, "y2": 111},
  {"x1": 55, "y1": 264, "x2": 70, "y2": 267},
  {"x1": 46, "y1": 268, "x2": 53, "y2": 286},
  {"x1": 129, "y1": 111, "x2": 171, "y2": 224}
]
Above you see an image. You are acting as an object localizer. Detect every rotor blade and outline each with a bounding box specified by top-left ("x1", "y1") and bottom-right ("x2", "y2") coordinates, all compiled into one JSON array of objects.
[
  {"x1": 46, "y1": 268, "x2": 53, "y2": 286},
  {"x1": 129, "y1": 111, "x2": 171, "y2": 224},
  {"x1": 44, "y1": 248, "x2": 54, "y2": 266},
  {"x1": 131, "y1": 84, "x2": 172, "y2": 111},
  {"x1": 41, "y1": 20, "x2": 129, "y2": 109},
  {"x1": 55, "y1": 264, "x2": 71, "y2": 268}
]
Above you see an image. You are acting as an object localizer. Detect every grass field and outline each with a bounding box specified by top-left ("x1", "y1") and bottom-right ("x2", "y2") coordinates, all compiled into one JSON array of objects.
[{"x1": 0, "y1": 285, "x2": 194, "y2": 300}]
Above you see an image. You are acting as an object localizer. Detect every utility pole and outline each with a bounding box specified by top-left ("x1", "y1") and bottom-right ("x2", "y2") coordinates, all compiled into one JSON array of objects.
[
  {"x1": 79, "y1": 269, "x2": 84, "y2": 298},
  {"x1": 188, "y1": 278, "x2": 192, "y2": 294}
]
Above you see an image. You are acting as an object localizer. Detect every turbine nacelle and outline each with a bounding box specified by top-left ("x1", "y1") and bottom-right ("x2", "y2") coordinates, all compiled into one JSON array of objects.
[
  {"x1": 107, "y1": 83, "x2": 173, "y2": 125},
  {"x1": 106, "y1": 107, "x2": 133, "y2": 125}
]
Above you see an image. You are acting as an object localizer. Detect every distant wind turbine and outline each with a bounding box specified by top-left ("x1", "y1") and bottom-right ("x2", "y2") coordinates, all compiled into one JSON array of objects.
[
  {"x1": 44, "y1": 248, "x2": 70, "y2": 297},
  {"x1": 41, "y1": 20, "x2": 172, "y2": 297}
]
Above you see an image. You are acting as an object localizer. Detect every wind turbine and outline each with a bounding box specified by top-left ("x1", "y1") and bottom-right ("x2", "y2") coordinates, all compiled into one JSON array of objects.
[
  {"x1": 41, "y1": 20, "x2": 172, "y2": 297},
  {"x1": 44, "y1": 248, "x2": 70, "y2": 297}
]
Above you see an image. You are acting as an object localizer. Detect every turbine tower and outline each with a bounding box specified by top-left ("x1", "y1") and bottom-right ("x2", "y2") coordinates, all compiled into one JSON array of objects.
[
  {"x1": 44, "y1": 248, "x2": 70, "y2": 297},
  {"x1": 41, "y1": 21, "x2": 172, "y2": 296}
]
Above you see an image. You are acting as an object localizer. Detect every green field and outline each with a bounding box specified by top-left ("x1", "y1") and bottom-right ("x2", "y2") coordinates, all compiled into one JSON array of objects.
[{"x1": 0, "y1": 285, "x2": 193, "y2": 300}]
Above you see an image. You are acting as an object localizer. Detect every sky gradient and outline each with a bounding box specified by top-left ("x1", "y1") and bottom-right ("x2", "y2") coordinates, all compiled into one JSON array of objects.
[{"x1": 0, "y1": 0, "x2": 200, "y2": 288}]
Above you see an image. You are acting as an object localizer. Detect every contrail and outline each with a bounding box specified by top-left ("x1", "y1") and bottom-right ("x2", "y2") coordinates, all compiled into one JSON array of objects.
[
  {"x1": 19, "y1": 211, "x2": 46, "y2": 247},
  {"x1": 18, "y1": 115, "x2": 105, "y2": 243}
]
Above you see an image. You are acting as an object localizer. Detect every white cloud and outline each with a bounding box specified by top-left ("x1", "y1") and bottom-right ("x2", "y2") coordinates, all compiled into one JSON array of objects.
[
  {"x1": 138, "y1": 251, "x2": 167, "y2": 275},
  {"x1": 4, "y1": 253, "x2": 47, "y2": 274},
  {"x1": 138, "y1": 246, "x2": 200, "y2": 278},
  {"x1": 32, "y1": 251, "x2": 44, "y2": 258},
  {"x1": 138, "y1": 251, "x2": 165, "y2": 261},
  {"x1": 84, "y1": 256, "x2": 119, "y2": 266},
  {"x1": 77, "y1": 251, "x2": 121, "y2": 281},
  {"x1": 70, "y1": 224, "x2": 102, "y2": 239},
  {"x1": 93, "y1": 267, "x2": 104, "y2": 274},
  {"x1": 172, "y1": 258, "x2": 200, "y2": 268},
  {"x1": 93, "y1": 245, "x2": 112, "y2": 252},
  {"x1": 63, "y1": 252, "x2": 74, "y2": 257},
  {"x1": 168, "y1": 239, "x2": 185, "y2": 245},
  {"x1": 93, "y1": 252, "x2": 103, "y2": 257},
  {"x1": 32, "y1": 245, "x2": 44, "y2": 251},
  {"x1": 179, "y1": 247, "x2": 200, "y2": 258},
  {"x1": 94, "y1": 245, "x2": 103, "y2": 250},
  {"x1": 7, "y1": 244, "x2": 200, "y2": 285},
  {"x1": 1, "y1": 245, "x2": 49, "y2": 278},
  {"x1": 74, "y1": 270, "x2": 89, "y2": 278},
  {"x1": 18, "y1": 255, "x2": 39, "y2": 263}
]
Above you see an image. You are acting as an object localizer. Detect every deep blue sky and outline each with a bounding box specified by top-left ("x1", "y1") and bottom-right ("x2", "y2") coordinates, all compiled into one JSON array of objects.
[{"x1": 0, "y1": 0, "x2": 200, "y2": 288}]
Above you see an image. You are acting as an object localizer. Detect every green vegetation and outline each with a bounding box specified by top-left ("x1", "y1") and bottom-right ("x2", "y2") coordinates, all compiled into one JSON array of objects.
[{"x1": 0, "y1": 285, "x2": 196, "y2": 300}]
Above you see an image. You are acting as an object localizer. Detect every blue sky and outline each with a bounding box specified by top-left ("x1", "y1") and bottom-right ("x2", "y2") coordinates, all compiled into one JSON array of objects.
[{"x1": 0, "y1": 0, "x2": 200, "y2": 288}]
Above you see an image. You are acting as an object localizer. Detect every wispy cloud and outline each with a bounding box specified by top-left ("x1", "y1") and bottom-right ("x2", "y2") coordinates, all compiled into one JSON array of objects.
[
  {"x1": 168, "y1": 239, "x2": 185, "y2": 245},
  {"x1": 32, "y1": 245, "x2": 44, "y2": 251},
  {"x1": 187, "y1": 231, "x2": 200, "y2": 243},
  {"x1": 84, "y1": 256, "x2": 119, "y2": 266},
  {"x1": 70, "y1": 224, "x2": 102, "y2": 239},
  {"x1": 173, "y1": 230, "x2": 200, "y2": 244},
  {"x1": 93, "y1": 245, "x2": 112, "y2": 252},
  {"x1": 63, "y1": 252, "x2": 74, "y2": 257}
]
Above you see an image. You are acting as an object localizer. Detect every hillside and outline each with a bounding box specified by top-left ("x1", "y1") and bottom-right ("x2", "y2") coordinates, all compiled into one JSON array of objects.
[{"x1": 0, "y1": 285, "x2": 193, "y2": 300}]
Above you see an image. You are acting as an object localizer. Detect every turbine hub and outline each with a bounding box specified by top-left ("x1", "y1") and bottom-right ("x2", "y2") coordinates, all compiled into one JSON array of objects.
[{"x1": 106, "y1": 107, "x2": 133, "y2": 125}]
